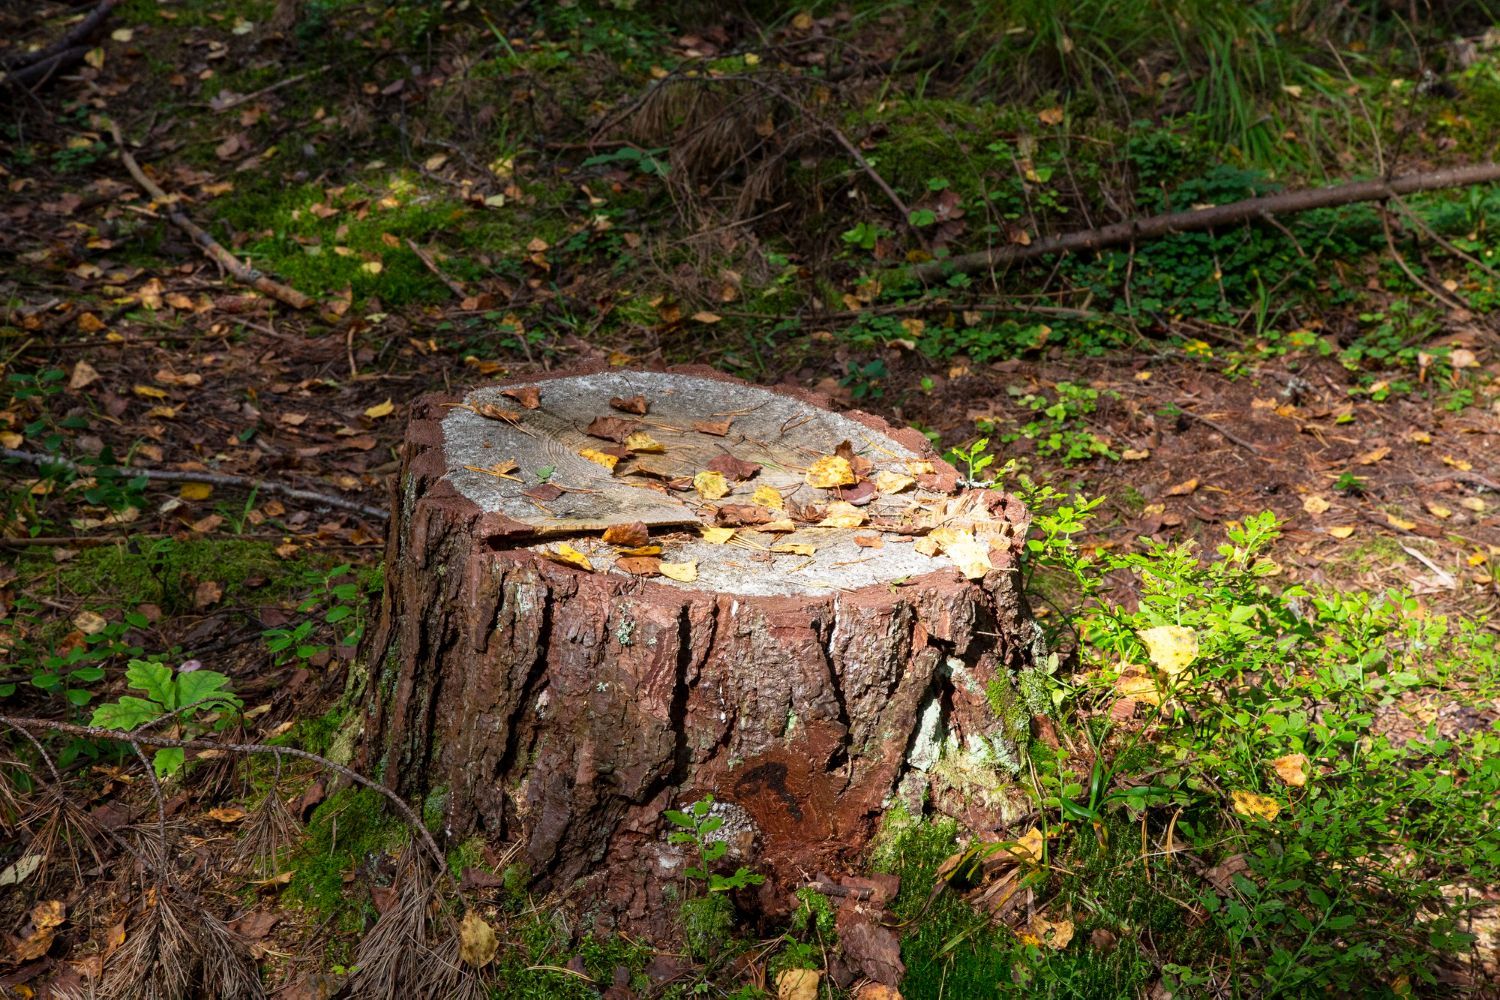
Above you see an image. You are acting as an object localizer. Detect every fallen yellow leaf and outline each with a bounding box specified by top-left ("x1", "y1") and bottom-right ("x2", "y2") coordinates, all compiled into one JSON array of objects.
[
  {"x1": 179, "y1": 482, "x2": 213, "y2": 501},
  {"x1": 624, "y1": 431, "x2": 664, "y2": 453},
  {"x1": 1425, "y1": 501, "x2": 1452, "y2": 520},
  {"x1": 805, "y1": 455, "x2": 856, "y2": 489},
  {"x1": 776, "y1": 968, "x2": 820, "y2": 1000},
  {"x1": 364, "y1": 398, "x2": 394, "y2": 419},
  {"x1": 659, "y1": 561, "x2": 698, "y2": 582},
  {"x1": 1301, "y1": 495, "x2": 1330, "y2": 515},
  {"x1": 1230, "y1": 789, "x2": 1281, "y2": 822},
  {"x1": 872, "y1": 470, "x2": 915, "y2": 493},
  {"x1": 694, "y1": 470, "x2": 730, "y2": 500},
  {"x1": 458, "y1": 910, "x2": 498, "y2": 967},
  {"x1": 751, "y1": 485, "x2": 785, "y2": 509},
  {"x1": 771, "y1": 542, "x2": 816, "y2": 556},
  {"x1": 1385, "y1": 512, "x2": 1416, "y2": 531},
  {"x1": 579, "y1": 448, "x2": 619, "y2": 471},
  {"x1": 1137, "y1": 624, "x2": 1198, "y2": 675},
  {"x1": 700, "y1": 526, "x2": 736, "y2": 544},
  {"x1": 1023, "y1": 914, "x2": 1074, "y2": 950},
  {"x1": 1328, "y1": 525, "x2": 1356, "y2": 539},
  {"x1": 1356, "y1": 446, "x2": 1390, "y2": 465},
  {"x1": 545, "y1": 544, "x2": 593, "y2": 571},
  {"x1": 133, "y1": 384, "x2": 169, "y2": 399}
]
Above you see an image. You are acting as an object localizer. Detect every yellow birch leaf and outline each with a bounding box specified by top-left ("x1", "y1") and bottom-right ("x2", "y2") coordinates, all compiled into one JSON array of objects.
[
  {"x1": 700, "y1": 526, "x2": 737, "y2": 544},
  {"x1": 694, "y1": 470, "x2": 730, "y2": 499},
  {"x1": 818, "y1": 501, "x2": 866, "y2": 528},
  {"x1": 1137, "y1": 625, "x2": 1198, "y2": 675},
  {"x1": 1008, "y1": 826, "x2": 1046, "y2": 863},
  {"x1": 872, "y1": 470, "x2": 916, "y2": 494},
  {"x1": 458, "y1": 910, "x2": 499, "y2": 967},
  {"x1": 1270, "y1": 753, "x2": 1309, "y2": 788},
  {"x1": 659, "y1": 561, "x2": 698, "y2": 582},
  {"x1": 545, "y1": 544, "x2": 593, "y2": 571},
  {"x1": 133, "y1": 384, "x2": 168, "y2": 399},
  {"x1": 624, "y1": 431, "x2": 665, "y2": 453},
  {"x1": 805, "y1": 455, "x2": 855, "y2": 488},
  {"x1": 751, "y1": 485, "x2": 785, "y2": 509},
  {"x1": 364, "y1": 398, "x2": 394, "y2": 419},
  {"x1": 179, "y1": 482, "x2": 213, "y2": 501},
  {"x1": 579, "y1": 448, "x2": 619, "y2": 471},
  {"x1": 932, "y1": 526, "x2": 990, "y2": 580},
  {"x1": 1424, "y1": 501, "x2": 1452, "y2": 520},
  {"x1": 776, "y1": 969, "x2": 820, "y2": 1000},
  {"x1": 760, "y1": 519, "x2": 796, "y2": 532},
  {"x1": 1385, "y1": 512, "x2": 1416, "y2": 531},
  {"x1": 1025, "y1": 915, "x2": 1074, "y2": 950},
  {"x1": 1301, "y1": 495, "x2": 1330, "y2": 515},
  {"x1": 1230, "y1": 789, "x2": 1281, "y2": 822},
  {"x1": 1356, "y1": 446, "x2": 1390, "y2": 465},
  {"x1": 1328, "y1": 525, "x2": 1356, "y2": 539},
  {"x1": 772, "y1": 543, "x2": 816, "y2": 556}
]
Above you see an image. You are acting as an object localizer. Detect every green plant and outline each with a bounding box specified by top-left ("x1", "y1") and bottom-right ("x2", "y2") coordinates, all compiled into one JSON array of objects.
[
  {"x1": 5, "y1": 611, "x2": 147, "y2": 710},
  {"x1": 263, "y1": 563, "x2": 369, "y2": 668},
  {"x1": 665, "y1": 796, "x2": 764, "y2": 895},
  {"x1": 90, "y1": 659, "x2": 242, "y2": 776}
]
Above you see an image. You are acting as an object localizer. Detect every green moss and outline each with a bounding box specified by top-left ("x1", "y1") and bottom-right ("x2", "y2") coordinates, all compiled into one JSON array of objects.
[
  {"x1": 445, "y1": 836, "x2": 486, "y2": 880},
  {"x1": 52, "y1": 536, "x2": 331, "y2": 613},
  {"x1": 679, "y1": 893, "x2": 735, "y2": 962},
  {"x1": 490, "y1": 911, "x2": 654, "y2": 999},
  {"x1": 286, "y1": 786, "x2": 408, "y2": 929}
]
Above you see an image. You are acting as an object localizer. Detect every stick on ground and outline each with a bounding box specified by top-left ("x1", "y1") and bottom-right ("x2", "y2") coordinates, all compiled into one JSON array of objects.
[
  {"x1": 1, "y1": 448, "x2": 389, "y2": 520},
  {"x1": 106, "y1": 119, "x2": 315, "y2": 310},
  {"x1": 912, "y1": 162, "x2": 1500, "y2": 280}
]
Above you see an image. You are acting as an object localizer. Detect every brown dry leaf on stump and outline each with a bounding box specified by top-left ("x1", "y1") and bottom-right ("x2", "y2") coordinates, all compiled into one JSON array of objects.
[
  {"x1": 616, "y1": 556, "x2": 661, "y2": 576},
  {"x1": 603, "y1": 522, "x2": 649, "y2": 547},
  {"x1": 587, "y1": 416, "x2": 641, "y2": 443},
  {"x1": 706, "y1": 454, "x2": 762, "y2": 481},
  {"x1": 610, "y1": 395, "x2": 649, "y2": 415},
  {"x1": 693, "y1": 418, "x2": 733, "y2": 436},
  {"x1": 502, "y1": 386, "x2": 541, "y2": 409}
]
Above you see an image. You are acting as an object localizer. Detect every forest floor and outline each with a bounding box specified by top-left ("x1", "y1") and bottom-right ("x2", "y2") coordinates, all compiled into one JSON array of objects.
[{"x1": 2, "y1": 1, "x2": 1499, "y2": 998}]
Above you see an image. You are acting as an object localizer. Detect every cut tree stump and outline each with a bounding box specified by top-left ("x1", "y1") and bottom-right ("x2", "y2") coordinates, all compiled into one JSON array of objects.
[{"x1": 360, "y1": 366, "x2": 1041, "y2": 924}]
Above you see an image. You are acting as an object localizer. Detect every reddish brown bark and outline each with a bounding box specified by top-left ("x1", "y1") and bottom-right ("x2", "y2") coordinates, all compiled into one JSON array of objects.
[{"x1": 359, "y1": 368, "x2": 1038, "y2": 925}]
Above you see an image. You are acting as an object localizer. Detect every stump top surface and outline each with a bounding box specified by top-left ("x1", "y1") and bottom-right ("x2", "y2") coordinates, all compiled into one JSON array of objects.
[{"x1": 440, "y1": 370, "x2": 1000, "y2": 596}]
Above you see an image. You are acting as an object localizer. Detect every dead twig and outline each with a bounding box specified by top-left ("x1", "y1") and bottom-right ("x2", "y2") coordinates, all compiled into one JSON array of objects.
[
  {"x1": 405, "y1": 238, "x2": 468, "y2": 299},
  {"x1": 827, "y1": 124, "x2": 931, "y2": 252},
  {"x1": 0, "y1": 0, "x2": 118, "y2": 72},
  {"x1": 105, "y1": 119, "x2": 315, "y2": 310},
  {"x1": 1, "y1": 447, "x2": 389, "y2": 521},
  {"x1": 1177, "y1": 408, "x2": 1266, "y2": 455},
  {"x1": 913, "y1": 162, "x2": 1500, "y2": 279},
  {"x1": 206, "y1": 63, "x2": 332, "y2": 112}
]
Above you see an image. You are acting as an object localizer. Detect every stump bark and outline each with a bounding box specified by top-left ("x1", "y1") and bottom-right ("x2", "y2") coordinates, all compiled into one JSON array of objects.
[{"x1": 361, "y1": 366, "x2": 1040, "y2": 921}]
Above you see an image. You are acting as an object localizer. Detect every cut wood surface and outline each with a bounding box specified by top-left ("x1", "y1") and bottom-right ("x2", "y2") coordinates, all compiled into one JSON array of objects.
[{"x1": 361, "y1": 367, "x2": 1039, "y2": 927}]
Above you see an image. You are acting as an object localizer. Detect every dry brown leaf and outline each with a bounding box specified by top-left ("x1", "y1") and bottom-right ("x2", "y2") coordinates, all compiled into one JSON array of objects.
[
  {"x1": 610, "y1": 395, "x2": 649, "y2": 415},
  {"x1": 603, "y1": 522, "x2": 649, "y2": 547},
  {"x1": 69, "y1": 360, "x2": 101, "y2": 390},
  {"x1": 693, "y1": 418, "x2": 733, "y2": 436},
  {"x1": 207, "y1": 806, "x2": 247, "y2": 823},
  {"x1": 706, "y1": 454, "x2": 762, "y2": 481},
  {"x1": 502, "y1": 386, "x2": 541, "y2": 409},
  {"x1": 587, "y1": 415, "x2": 641, "y2": 443},
  {"x1": 616, "y1": 556, "x2": 661, "y2": 576},
  {"x1": 1356, "y1": 446, "x2": 1391, "y2": 465},
  {"x1": 1269, "y1": 753, "x2": 1309, "y2": 788}
]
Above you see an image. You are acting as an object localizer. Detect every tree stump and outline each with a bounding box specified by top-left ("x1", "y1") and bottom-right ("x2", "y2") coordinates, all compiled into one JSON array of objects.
[{"x1": 361, "y1": 367, "x2": 1040, "y2": 922}]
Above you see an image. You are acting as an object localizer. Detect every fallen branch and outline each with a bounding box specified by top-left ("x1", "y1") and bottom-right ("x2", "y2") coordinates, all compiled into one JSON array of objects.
[
  {"x1": 1, "y1": 448, "x2": 389, "y2": 521},
  {"x1": 105, "y1": 119, "x2": 315, "y2": 310},
  {"x1": 405, "y1": 238, "x2": 467, "y2": 299},
  {"x1": 1, "y1": 0, "x2": 120, "y2": 72},
  {"x1": 1, "y1": 45, "x2": 92, "y2": 91},
  {"x1": 912, "y1": 162, "x2": 1500, "y2": 280}
]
